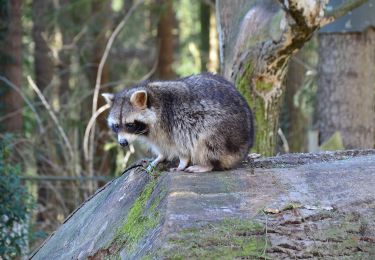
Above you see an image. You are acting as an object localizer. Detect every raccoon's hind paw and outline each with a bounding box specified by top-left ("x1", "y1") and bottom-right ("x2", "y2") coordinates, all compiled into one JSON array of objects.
[
  {"x1": 184, "y1": 165, "x2": 213, "y2": 173},
  {"x1": 170, "y1": 165, "x2": 188, "y2": 172},
  {"x1": 170, "y1": 157, "x2": 189, "y2": 172},
  {"x1": 170, "y1": 167, "x2": 184, "y2": 172}
]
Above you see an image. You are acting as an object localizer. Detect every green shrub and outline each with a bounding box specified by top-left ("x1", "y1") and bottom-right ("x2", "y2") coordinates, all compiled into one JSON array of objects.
[{"x1": 0, "y1": 134, "x2": 33, "y2": 259}]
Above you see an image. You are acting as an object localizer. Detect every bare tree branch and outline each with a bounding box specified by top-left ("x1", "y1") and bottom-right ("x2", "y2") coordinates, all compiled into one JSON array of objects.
[
  {"x1": 87, "y1": 0, "x2": 144, "y2": 177},
  {"x1": 27, "y1": 76, "x2": 75, "y2": 162},
  {"x1": 0, "y1": 76, "x2": 45, "y2": 133},
  {"x1": 277, "y1": 128, "x2": 290, "y2": 153},
  {"x1": 321, "y1": 0, "x2": 369, "y2": 26},
  {"x1": 83, "y1": 104, "x2": 111, "y2": 163}
]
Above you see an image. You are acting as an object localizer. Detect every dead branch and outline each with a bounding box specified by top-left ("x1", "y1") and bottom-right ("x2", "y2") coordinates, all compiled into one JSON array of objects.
[
  {"x1": 278, "y1": 128, "x2": 290, "y2": 153},
  {"x1": 83, "y1": 103, "x2": 111, "y2": 162},
  {"x1": 27, "y1": 76, "x2": 74, "y2": 162},
  {"x1": 0, "y1": 76, "x2": 45, "y2": 133},
  {"x1": 321, "y1": 0, "x2": 368, "y2": 26},
  {"x1": 88, "y1": 0, "x2": 144, "y2": 177}
]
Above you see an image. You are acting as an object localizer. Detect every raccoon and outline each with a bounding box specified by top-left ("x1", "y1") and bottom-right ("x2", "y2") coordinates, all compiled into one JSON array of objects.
[{"x1": 102, "y1": 73, "x2": 254, "y2": 173}]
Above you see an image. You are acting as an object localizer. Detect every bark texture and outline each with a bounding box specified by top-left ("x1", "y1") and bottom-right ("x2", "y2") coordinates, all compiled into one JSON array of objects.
[
  {"x1": 0, "y1": 0, "x2": 23, "y2": 132},
  {"x1": 216, "y1": 0, "x2": 330, "y2": 155},
  {"x1": 315, "y1": 29, "x2": 375, "y2": 149}
]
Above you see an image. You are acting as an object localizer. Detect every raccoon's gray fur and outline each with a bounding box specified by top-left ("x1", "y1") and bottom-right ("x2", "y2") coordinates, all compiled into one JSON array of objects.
[{"x1": 102, "y1": 73, "x2": 254, "y2": 173}]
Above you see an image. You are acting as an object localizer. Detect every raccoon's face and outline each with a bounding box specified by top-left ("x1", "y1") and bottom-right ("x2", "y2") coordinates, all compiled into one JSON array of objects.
[{"x1": 102, "y1": 89, "x2": 156, "y2": 147}]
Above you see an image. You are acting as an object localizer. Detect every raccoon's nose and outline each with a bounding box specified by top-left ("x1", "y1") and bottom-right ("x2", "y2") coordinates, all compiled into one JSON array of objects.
[{"x1": 119, "y1": 139, "x2": 128, "y2": 147}]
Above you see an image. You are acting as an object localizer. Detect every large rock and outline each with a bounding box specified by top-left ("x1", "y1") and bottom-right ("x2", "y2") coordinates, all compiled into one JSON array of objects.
[{"x1": 30, "y1": 150, "x2": 375, "y2": 259}]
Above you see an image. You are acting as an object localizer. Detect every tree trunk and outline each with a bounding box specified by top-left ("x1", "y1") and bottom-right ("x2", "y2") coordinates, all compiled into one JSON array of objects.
[
  {"x1": 57, "y1": 0, "x2": 73, "y2": 106},
  {"x1": 282, "y1": 53, "x2": 310, "y2": 152},
  {"x1": 86, "y1": 0, "x2": 113, "y2": 182},
  {"x1": 207, "y1": 4, "x2": 219, "y2": 73},
  {"x1": 216, "y1": 0, "x2": 363, "y2": 156},
  {"x1": 32, "y1": 0, "x2": 53, "y2": 93},
  {"x1": 155, "y1": 0, "x2": 175, "y2": 79},
  {"x1": 200, "y1": 1, "x2": 210, "y2": 72},
  {"x1": 315, "y1": 28, "x2": 375, "y2": 149},
  {"x1": 216, "y1": 0, "x2": 311, "y2": 155},
  {"x1": 0, "y1": 0, "x2": 23, "y2": 133},
  {"x1": 32, "y1": 0, "x2": 59, "y2": 226}
]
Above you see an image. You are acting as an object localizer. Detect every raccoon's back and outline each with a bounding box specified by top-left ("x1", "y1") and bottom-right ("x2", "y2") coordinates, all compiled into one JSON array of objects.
[
  {"x1": 177, "y1": 73, "x2": 254, "y2": 149},
  {"x1": 147, "y1": 73, "x2": 254, "y2": 150},
  {"x1": 180, "y1": 73, "x2": 244, "y2": 107}
]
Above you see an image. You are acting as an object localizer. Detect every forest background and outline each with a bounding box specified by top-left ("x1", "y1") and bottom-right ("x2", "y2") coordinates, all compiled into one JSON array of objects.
[{"x1": 0, "y1": 0, "x2": 374, "y2": 258}]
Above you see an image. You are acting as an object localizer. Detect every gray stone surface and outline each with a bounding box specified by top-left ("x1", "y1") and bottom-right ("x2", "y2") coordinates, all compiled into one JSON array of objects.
[{"x1": 31, "y1": 151, "x2": 375, "y2": 259}]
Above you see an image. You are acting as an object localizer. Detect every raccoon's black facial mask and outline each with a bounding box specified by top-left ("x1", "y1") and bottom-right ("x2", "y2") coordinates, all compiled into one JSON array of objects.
[
  {"x1": 111, "y1": 123, "x2": 120, "y2": 133},
  {"x1": 124, "y1": 120, "x2": 148, "y2": 135}
]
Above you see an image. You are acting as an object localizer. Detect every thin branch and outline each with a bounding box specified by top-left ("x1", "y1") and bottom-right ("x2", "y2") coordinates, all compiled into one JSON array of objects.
[
  {"x1": 0, "y1": 108, "x2": 23, "y2": 122},
  {"x1": 44, "y1": 180, "x2": 70, "y2": 216},
  {"x1": 62, "y1": 26, "x2": 87, "y2": 50},
  {"x1": 123, "y1": 144, "x2": 135, "y2": 168},
  {"x1": 56, "y1": 49, "x2": 158, "y2": 113},
  {"x1": 27, "y1": 76, "x2": 74, "y2": 161},
  {"x1": 291, "y1": 56, "x2": 316, "y2": 73},
  {"x1": 321, "y1": 0, "x2": 368, "y2": 26},
  {"x1": 83, "y1": 104, "x2": 111, "y2": 162},
  {"x1": 0, "y1": 76, "x2": 45, "y2": 133},
  {"x1": 88, "y1": 0, "x2": 144, "y2": 176},
  {"x1": 278, "y1": 128, "x2": 290, "y2": 153},
  {"x1": 139, "y1": 51, "x2": 159, "y2": 81}
]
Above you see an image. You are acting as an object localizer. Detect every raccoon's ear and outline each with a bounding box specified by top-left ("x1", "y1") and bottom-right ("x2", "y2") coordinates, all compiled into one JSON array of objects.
[
  {"x1": 102, "y1": 93, "x2": 115, "y2": 106},
  {"x1": 130, "y1": 90, "x2": 147, "y2": 109}
]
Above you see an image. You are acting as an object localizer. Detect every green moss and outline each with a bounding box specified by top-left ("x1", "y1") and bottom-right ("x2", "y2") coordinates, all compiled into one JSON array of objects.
[
  {"x1": 282, "y1": 202, "x2": 302, "y2": 211},
  {"x1": 236, "y1": 61, "x2": 254, "y2": 107},
  {"x1": 255, "y1": 81, "x2": 273, "y2": 92},
  {"x1": 160, "y1": 218, "x2": 269, "y2": 259},
  {"x1": 141, "y1": 254, "x2": 153, "y2": 260},
  {"x1": 320, "y1": 131, "x2": 345, "y2": 151},
  {"x1": 252, "y1": 81, "x2": 274, "y2": 156},
  {"x1": 308, "y1": 212, "x2": 375, "y2": 257},
  {"x1": 235, "y1": 61, "x2": 276, "y2": 156},
  {"x1": 115, "y1": 179, "x2": 161, "y2": 252}
]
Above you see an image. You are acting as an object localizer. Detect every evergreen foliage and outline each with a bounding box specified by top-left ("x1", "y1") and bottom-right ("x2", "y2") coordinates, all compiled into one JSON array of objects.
[{"x1": 0, "y1": 135, "x2": 33, "y2": 259}]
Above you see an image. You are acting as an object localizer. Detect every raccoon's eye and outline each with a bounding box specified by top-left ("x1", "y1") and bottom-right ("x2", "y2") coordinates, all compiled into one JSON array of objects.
[
  {"x1": 125, "y1": 123, "x2": 136, "y2": 132},
  {"x1": 111, "y1": 123, "x2": 120, "y2": 133}
]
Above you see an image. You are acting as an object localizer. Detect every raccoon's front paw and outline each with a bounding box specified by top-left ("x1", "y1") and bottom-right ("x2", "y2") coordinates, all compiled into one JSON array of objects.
[
  {"x1": 184, "y1": 165, "x2": 213, "y2": 173},
  {"x1": 146, "y1": 164, "x2": 156, "y2": 174}
]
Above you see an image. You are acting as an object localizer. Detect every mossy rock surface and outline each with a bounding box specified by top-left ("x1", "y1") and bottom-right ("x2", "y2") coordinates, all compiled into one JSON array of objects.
[
  {"x1": 160, "y1": 219, "x2": 267, "y2": 259},
  {"x1": 31, "y1": 150, "x2": 375, "y2": 259}
]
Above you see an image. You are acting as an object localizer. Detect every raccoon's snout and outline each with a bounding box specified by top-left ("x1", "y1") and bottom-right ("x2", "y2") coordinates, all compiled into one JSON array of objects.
[{"x1": 119, "y1": 139, "x2": 128, "y2": 147}]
